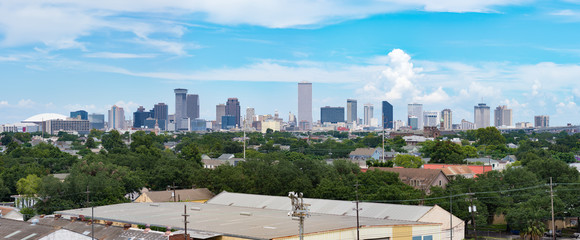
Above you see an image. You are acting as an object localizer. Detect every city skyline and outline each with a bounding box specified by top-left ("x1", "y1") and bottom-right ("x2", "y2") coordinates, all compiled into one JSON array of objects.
[{"x1": 1, "y1": 1, "x2": 580, "y2": 126}]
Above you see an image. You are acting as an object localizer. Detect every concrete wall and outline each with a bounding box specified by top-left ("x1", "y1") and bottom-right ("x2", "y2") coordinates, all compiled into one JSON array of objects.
[{"x1": 274, "y1": 225, "x2": 440, "y2": 240}]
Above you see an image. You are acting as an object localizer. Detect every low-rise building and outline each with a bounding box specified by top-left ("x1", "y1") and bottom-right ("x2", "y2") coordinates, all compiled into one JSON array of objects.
[{"x1": 368, "y1": 167, "x2": 449, "y2": 194}]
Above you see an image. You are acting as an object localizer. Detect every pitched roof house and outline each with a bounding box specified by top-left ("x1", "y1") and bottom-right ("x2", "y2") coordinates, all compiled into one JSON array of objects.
[{"x1": 368, "y1": 167, "x2": 449, "y2": 194}]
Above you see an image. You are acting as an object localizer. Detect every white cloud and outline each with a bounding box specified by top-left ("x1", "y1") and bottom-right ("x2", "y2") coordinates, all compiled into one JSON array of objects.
[
  {"x1": 17, "y1": 99, "x2": 36, "y2": 108},
  {"x1": 84, "y1": 52, "x2": 156, "y2": 59},
  {"x1": 556, "y1": 101, "x2": 579, "y2": 114},
  {"x1": 0, "y1": 101, "x2": 8, "y2": 108},
  {"x1": 532, "y1": 80, "x2": 541, "y2": 96},
  {"x1": 0, "y1": 0, "x2": 530, "y2": 51},
  {"x1": 0, "y1": 56, "x2": 19, "y2": 61},
  {"x1": 414, "y1": 87, "x2": 450, "y2": 103}
]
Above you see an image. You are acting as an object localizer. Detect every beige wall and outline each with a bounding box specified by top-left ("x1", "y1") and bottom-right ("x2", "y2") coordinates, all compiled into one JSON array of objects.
[
  {"x1": 274, "y1": 224, "x2": 441, "y2": 240},
  {"x1": 419, "y1": 205, "x2": 464, "y2": 240}
]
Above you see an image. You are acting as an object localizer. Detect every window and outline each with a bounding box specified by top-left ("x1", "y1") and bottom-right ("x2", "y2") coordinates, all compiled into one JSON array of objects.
[{"x1": 412, "y1": 236, "x2": 422, "y2": 240}]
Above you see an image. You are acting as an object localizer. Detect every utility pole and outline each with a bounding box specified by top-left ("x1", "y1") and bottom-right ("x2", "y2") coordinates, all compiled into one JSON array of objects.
[
  {"x1": 86, "y1": 186, "x2": 94, "y2": 240},
  {"x1": 243, "y1": 117, "x2": 246, "y2": 160},
  {"x1": 449, "y1": 189, "x2": 453, "y2": 240},
  {"x1": 382, "y1": 116, "x2": 385, "y2": 163},
  {"x1": 467, "y1": 191, "x2": 477, "y2": 240},
  {"x1": 183, "y1": 205, "x2": 190, "y2": 240},
  {"x1": 550, "y1": 177, "x2": 556, "y2": 240},
  {"x1": 353, "y1": 182, "x2": 362, "y2": 240},
  {"x1": 289, "y1": 192, "x2": 310, "y2": 240}
]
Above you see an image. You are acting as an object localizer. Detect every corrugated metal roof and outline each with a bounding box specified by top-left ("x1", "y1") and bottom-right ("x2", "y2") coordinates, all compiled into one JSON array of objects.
[
  {"x1": 57, "y1": 202, "x2": 431, "y2": 240},
  {"x1": 206, "y1": 191, "x2": 433, "y2": 221}
]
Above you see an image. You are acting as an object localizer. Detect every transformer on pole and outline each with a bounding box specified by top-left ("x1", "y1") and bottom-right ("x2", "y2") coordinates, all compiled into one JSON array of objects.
[{"x1": 289, "y1": 192, "x2": 310, "y2": 240}]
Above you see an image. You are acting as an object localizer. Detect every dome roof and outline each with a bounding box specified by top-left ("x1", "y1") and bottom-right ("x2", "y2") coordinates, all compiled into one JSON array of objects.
[{"x1": 23, "y1": 113, "x2": 68, "y2": 122}]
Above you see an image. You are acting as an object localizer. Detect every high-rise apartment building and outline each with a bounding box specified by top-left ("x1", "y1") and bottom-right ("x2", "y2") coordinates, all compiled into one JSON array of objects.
[
  {"x1": 226, "y1": 98, "x2": 241, "y2": 127},
  {"x1": 408, "y1": 103, "x2": 423, "y2": 130},
  {"x1": 494, "y1": 105, "x2": 513, "y2": 127},
  {"x1": 108, "y1": 105, "x2": 125, "y2": 130},
  {"x1": 423, "y1": 111, "x2": 440, "y2": 127},
  {"x1": 154, "y1": 103, "x2": 169, "y2": 130},
  {"x1": 534, "y1": 115, "x2": 549, "y2": 128},
  {"x1": 320, "y1": 106, "x2": 345, "y2": 123},
  {"x1": 186, "y1": 94, "x2": 199, "y2": 119},
  {"x1": 216, "y1": 104, "x2": 226, "y2": 126},
  {"x1": 408, "y1": 116, "x2": 419, "y2": 130},
  {"x1": 70, "y1": 110, "x2": 88, "y2": 120},
  {"x1": 346, "y1": 99, "x2": 357, "y2": 124},
  {"x1": 298, "y1": 82, "x2": 312, "y2": 130},
  {"x1": 474, "y1": 103, "x2": 490, "y2": 129},
  {"x1": 364, "y1": 103, "x2": 374, "y2": 126},
  {"x1": 382, "y1": 101, "x2": 393, "y2": 129},
  {"x1": 441, "y1": 109, "x2": 452, "y2": 130},
  {"x1": 246, "y1": 107, "x2": 255, "y2": 128},
  {"x1": 88, "y1": 113, "x2": 105, "y2": 130},
  {"x1": 174, "y1": 88, "x2": 188, "y2": 131}
]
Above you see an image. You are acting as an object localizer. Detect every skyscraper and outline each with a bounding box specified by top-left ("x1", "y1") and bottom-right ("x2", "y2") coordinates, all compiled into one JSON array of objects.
[
  {"x1": 108, "y1": 105, "x2": 125, "y2": 130},
  {"x1": 534, "y1": 115, "x2": 549, "y2": 128},
  {"x1": 133, "y1": 106, "x2": 152, "y2": 128},
  {"x1": 346, "y1": 99, "x2": 357, "y2": 124},
  {"x1": 186, "y1": 94, "x2": 199, "y2": 119},
  {"x1": 441, "y1": 109, "x2": 452, "y2": 130},
  {"x1": 320, "y1": 106, "x2": 344, "y2": 123},
  {"x1": 423, "y1": 111, "x2": 440, "y2": 127},
  {"x1": 382, "y1": 101, "x2": 393, "y2": 129},
  {"x1": 364, "y1": 103, "x2": 374, "y2": 126},
  {"x1": 70, "y1": 110, "x2": 88, "y2": 120},
  {"x1": 88, "y1": 113, "x2": 105, "y2": 130},
  {"x1": 408, "y1": 103, "x2": 423, "y2": 130},
  {"x1": 216, "y1": 104, "x2": 226, "y2": 126},
  {"x1": 474, "y1": 103, "x2": 491, "y2": 129},
  {"x1": 246, "y1": 107, "x2": 255, "y2": 128},
  {"x1": 174, "y1": 88, "x2": 188, "y2": 131},
  {"x1": 226, "y1": 98, "x2": 241, "y2": 127},
  {"x1": 154, "y1": 103, "x2": 169, "y2": 130},
  {"x1": 298, "y1": 82, "x2": 312, "y2": 130},
  {"x1": 494, "y1": 105, "x2": 513, "y2": 127}
]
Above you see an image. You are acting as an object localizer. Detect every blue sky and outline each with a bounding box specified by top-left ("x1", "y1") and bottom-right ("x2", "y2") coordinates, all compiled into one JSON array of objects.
[{"x1": 1, "y1": 0, "x2": 580, "y2": 126}]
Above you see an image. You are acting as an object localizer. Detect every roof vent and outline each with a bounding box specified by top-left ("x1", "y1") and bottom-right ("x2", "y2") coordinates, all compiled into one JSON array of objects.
[
  {"x1": 149, "y1": 203, "x2": 159, "y2": 207},
  {"x1": 240, "y1": 212, "x2": 252, "y2": 216},
  {"x1": 30, "y1": 219, "x2": 39, "y2": 225},
  {"x1": 191, "y1": 207, "x2": 201, "y2": 211}
]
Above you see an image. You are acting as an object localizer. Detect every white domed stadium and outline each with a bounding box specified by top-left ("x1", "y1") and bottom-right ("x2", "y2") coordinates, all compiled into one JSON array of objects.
[{"x1": 22, "y1": 113, "x2": 68, "y2": 123}]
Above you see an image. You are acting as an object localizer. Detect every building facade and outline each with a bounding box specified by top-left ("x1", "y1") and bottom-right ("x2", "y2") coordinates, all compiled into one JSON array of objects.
[
  {"x1": 534, "y1": 115, "x2": 549, "y2": 128},
  {"x1": 70, "y1": 110, "x2": 88, "y2": 120},
  {"x1": 298, "y1": 81, "x2": 312, "y2": 130},
  {"x1": 364, "y1": 103, "x2": 374, "y2": 126},
  {"x1": 108, "y1": 105, "x2": 125, "y2": 130},
  {"x1": 45, "y1": 119, "x2": 90, "y2": 135},
  {"x1": 153, "y1": 103, "x2": 168, "y2": 130},
  {"x1": 494, "y1": 105, "x2": 513, "y2": 127},
  {"x1": 382, "y1": 101, "x2": 393, "y2": 129},
  {"x1": 226, "y1": 98, "x2": 241, "y2": 127},
  {"x1": 320, "y1": 106, "x2": 345, "y2": 123},
  {"x1": 186, "y1": 94, "x2": 200, "y2": 119},
  {"x1": 423, "y1": 111, "x2": 440, "y2": 127},
  {"x1": 474, "y1": 103, "x2": 490, "y2": 129},
  {"x1": 441, "y1": 109, "x2": 452, "y2": 130},
  {"x1": 408, "y1": 103, "x2": 423, "y2": 130},
  {"x1": 174, "y1": 88, "x2": 188, "y2": 131},
  {"x1": 346, "y1": 99, "x2": 357, "y2": 124},
  {"x1": 216, "y1": 104, "x2": 226, "y2": 126},
  {"x1": 88, "y1": 113, "x2": 105, "y2": 130}
]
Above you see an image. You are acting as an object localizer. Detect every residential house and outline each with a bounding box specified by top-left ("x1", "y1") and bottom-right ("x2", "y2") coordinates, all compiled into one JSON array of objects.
[
  {"x1": 368, "y1": 167, "x2": 449, "y2": 194},
  {"x1": 465, "y1": 158, "x2": 500, "y2": 170},
  {"x1": 439, "y1": 165, "x2": 476, "y2": 179},
  {"x1": 348, "y1": 148, "x2": 381, "y2": 161},
  {"x1": 134, "y1": 188, "x2": 214, "y2": 203},
  {"x1": 424, "y1": 164, "x2": 492, "y2": 176}
]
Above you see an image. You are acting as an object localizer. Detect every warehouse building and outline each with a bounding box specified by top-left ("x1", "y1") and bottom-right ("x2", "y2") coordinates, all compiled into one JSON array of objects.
[{"x1": 57, "y1": 201, "x2": 444, "y2": 240}]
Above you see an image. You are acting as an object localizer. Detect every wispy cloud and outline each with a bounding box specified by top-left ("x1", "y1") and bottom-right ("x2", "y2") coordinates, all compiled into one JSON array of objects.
[{"x1": 84, "y1": 52, "x2": 156, "y2": 59}]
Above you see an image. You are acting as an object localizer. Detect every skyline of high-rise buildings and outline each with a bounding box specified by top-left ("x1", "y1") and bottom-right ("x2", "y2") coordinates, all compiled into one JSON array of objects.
[
  {"x1": 174, "y1": 88, "x2": 188, "y2": 131},
  {"x1": 226, "y1": 98, "x2": 241, "y2": 127},
  {"x1": 408, "y1": 103, "x2": 423, "y2": 130},
  {"x1": 346, "y1": 99, "x2": 357, "y2": 124},
  {"x1": 441, "y1": 109, "x2": 452, "y2": 130},
  {"x1": 364, "y1": 103, "x2": 374, "y2": 126},
  {"x1": 494, "y1": 105, "x2": 513, "y2": 127},
  {"x1": 108, "y1": 105, "x2": 125, "y2": 130}
]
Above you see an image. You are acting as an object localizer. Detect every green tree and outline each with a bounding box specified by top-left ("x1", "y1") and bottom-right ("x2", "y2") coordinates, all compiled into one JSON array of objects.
[
  {"x1": 476, "y1": 127, "x2": 505, "y2": 146},
  {"x1": 85, "y1": 137, "x2": 97, "y2": 149},
  {"x1": 16, "y1": 174, "x2": 41, "y2": 196},
  {"x1": 393, "y1": 154, "x2": 423, "y2": 168},
  {"x1": 101, "y1": 130, "x2": 127, "y2": 153}
]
